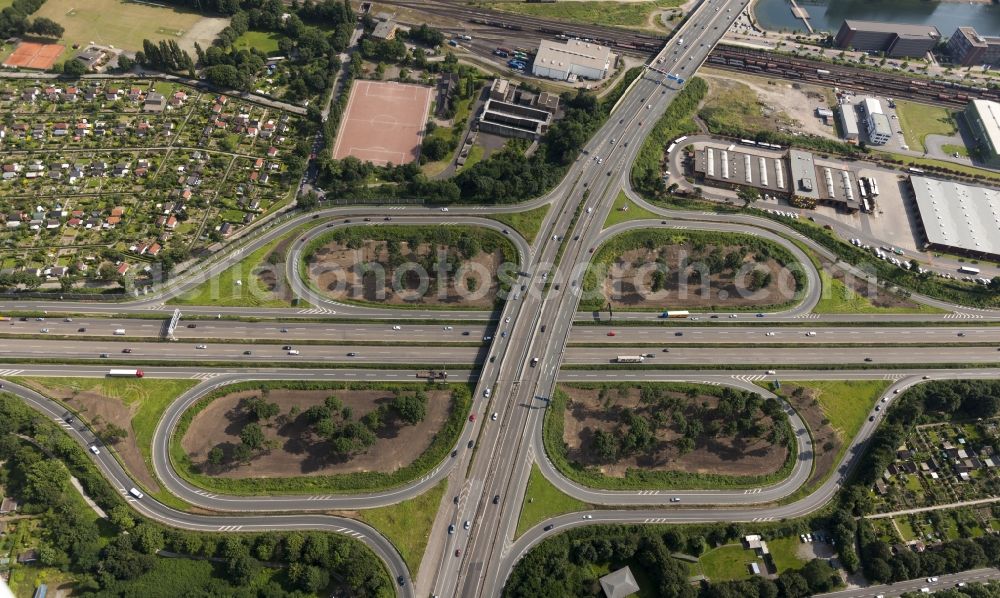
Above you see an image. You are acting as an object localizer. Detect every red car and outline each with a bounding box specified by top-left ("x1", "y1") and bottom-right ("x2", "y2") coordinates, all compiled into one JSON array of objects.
[
  {"x1": 469, "y1": 414, "x2": 476, "y2": 422},
  {"x1": 607, "y1": 331, "x2": 616, "y2": 337}
]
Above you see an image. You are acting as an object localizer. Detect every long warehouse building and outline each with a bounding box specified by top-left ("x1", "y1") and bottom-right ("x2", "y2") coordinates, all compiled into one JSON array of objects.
[
  {"x1": 965, "y1": 99, "x2": 1000, "y2": 169},
  {"x1": 532, "y1": 39, "x2": 615, "y2": 81},
  {"x1": 910, "y1": 175, "x2": 1000, "y2": 260}
]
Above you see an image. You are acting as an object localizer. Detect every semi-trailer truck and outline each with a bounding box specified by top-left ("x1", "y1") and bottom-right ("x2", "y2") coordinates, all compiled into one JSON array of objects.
[{"x1": 108, "y1": 369, "x2": 144, "y2": 378}]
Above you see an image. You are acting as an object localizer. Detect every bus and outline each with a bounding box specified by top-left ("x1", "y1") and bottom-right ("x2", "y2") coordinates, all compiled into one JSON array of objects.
[
  {"x1": 616, "y1": 355, "x2": 646, "y2": 363},
  {"x1": 108, "y1": 369, "x2": 144, "y2": 378},
  {"x1": 958, "y1": 266, "x2": 981, "y2": 275},
  {"x1": 659, "y1": 310, "x2": 690, "y2": 319}
]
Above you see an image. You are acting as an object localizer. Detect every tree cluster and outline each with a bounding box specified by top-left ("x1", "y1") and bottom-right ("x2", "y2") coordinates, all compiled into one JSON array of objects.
[
  {"x1": 0, "y1": 0, "x2": 45, "y2": 38},
  {"x1": 136, "y1": 39, "x2": 195, "y2": 77},
  {"x1": 303, "y1": 391, "x2": 427, "y2": 458},
  {"x1": 0, "y1": 392, "x2": 392, "y2": 596}
]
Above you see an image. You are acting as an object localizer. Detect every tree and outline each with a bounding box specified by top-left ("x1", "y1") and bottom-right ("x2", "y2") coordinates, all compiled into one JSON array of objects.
[
  {"x1": 132, "y1": 522, "x2": 165, "y2": 554},
  {"x1": 61, "y1": 58, "x2": 87, "y2": 76},
  {"x1": 98, "y1": 421, "x2": 129, "y2": 444},
  {"x1": 591, "y1": 429, "x2": 619, "y2": 462},
  {"x1": 23, "y1": 460, "x2": 69, "y2": 507},
  {"x1": 240, "y1": 422, "x2": 265, "y2": 450},
  {"x1": 208, "y1": 446, "x2": 225, "y2": 466},
  {"x1": 392, "y1": 393, "x2": 427, "y2": 425},
  {"x1": 232, "y1": 442, "x2": 252, "y2": 463},
  {"x1": 109, "y1": 504, "x2": 136, "y2": 531},
  {"x1": 27, "y1": 16, "x2": 63, "y2": 37},
  {"x1": 738, "y1": 186, "x2": 761, "y2": 207}
]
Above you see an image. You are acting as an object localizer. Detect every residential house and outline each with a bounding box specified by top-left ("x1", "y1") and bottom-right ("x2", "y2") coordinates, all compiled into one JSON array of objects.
[
  {"x1": 144, "y1": 92, "x2": 165, "y2": 112},
  {"x1": 116, "y1": 263, "x2": 130, "y2": 275},
  {"x1": 0, "y1": 497, "x2": 18, "y2": 514}
]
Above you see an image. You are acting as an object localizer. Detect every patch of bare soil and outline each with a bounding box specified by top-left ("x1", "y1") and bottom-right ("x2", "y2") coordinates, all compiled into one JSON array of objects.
[
  {"x1": 560, "y1": 385, "x2": 788, "y2": 478},
  {"x1": 182, "y1": 388, "x2": 451, "y2": 478},
  {"x1": 602, "y1": 243, "x2": 796, "y2": 308},
  {"x1": 254, "y1": 236, "x2": 294, "y2": 300},
  {"x1": 780, "y1": 383, "x2": 839, "y2": 488},
  {"x1": 18, "y1": 381, "x2": 159, "y2": 491},
  {"x1": 308, "y1": 240, "x2": 503, "y2": 307}
]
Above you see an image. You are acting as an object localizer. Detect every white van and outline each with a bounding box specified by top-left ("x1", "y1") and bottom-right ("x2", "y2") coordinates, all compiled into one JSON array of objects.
[
  {"x1": 129, "y1": 487, "x2": 144, "y2": 499},
  {"x1": 287, "y1": 350, "x2": 300, "y2": 356},
  {"x1": 483, "y1": 388, "x2": 491, "y2": 398},
  {"x1": 113, "y1": 328, "x2": 126, "y2": 336}
]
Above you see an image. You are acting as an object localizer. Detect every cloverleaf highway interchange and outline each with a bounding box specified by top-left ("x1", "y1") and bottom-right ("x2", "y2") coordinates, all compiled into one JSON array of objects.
[{"x1": 5, "y1": 0, "x2": 1000, "y2": 597}]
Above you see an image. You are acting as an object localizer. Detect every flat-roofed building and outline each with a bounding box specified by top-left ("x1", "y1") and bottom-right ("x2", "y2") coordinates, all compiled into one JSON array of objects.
[
  {"x1": 866, "y1": 112, "x2": 893, "y2": 145},
  {"x1": 477, "y1": 99, "x2": 552, "y2": 140},
  {"x1": 947, "y1": 26, "x2": 1000, "y2": 67},
  {"x1": 965, "y1": 99, "x2": 1000, "y2": 168},
  {"x1": 532, "y1": 39, "x2": 614, "y2": 81},
  {"x1": 910, "y1": 175, "x2": 1000, "y2": 260},
  {"x1": 788, "y1": 149, "x2": 819, "y2": 204},
  {"x1": 838, "y1": 104, "x2": 860, "y2": 141},
  {"x1": 835, "y1": 19, "x2": 940, "y2": 58}
]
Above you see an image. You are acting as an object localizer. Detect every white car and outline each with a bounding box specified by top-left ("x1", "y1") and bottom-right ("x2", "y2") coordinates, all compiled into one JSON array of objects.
[
  {"x1": 196, "y1": 344, "x2": 207, "y2": 349},
  {"x1": 491, "y1": 412, "x2": 498, "y2": 421},
  {"x1": 504, "y1": 317, "x2": 510, "y2": 323},
  {"x1": 483, "y1": 388, "x2": 491, "y2": 398},
  {"x1": 928, "y1": 577, "x2": 938, "y2": 583},
  {"x1": 443, "y1": 326, "x2": 453, "y2": 331},
  {"x1": 89, "y1": 445, "x2": 100, "y2": 455},
  {"x1": 463, "y1": 520, "x2": 471, "y2": 530},
  {"x1": 766, "y1": 370, "x2": 777, "y2": 375},
  {"x1": 441, "y1": 207, "x2": 449, "y2": 212},
  {"x1": 765, "y1": 332, "x2": 776, "y2": 337},
  {"x1": 582, "y1": 514, "x2": 593, "y2": 519},
  {"x1": 392, "y1": 325, "x2": 402, "y2": 330},
  {"x1": 129, "y1": 487, "x2": 144, "y2": 499}
]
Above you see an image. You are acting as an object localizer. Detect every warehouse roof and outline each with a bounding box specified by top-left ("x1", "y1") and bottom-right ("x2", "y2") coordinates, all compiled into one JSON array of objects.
[
  {"x1": 969, "y1": 99, "x2": 1000, "y2": 153},
  {"x1": 788, "y1": 149, "x2": 819, "y2": 200},
  {"x1": 838, "y1": 105, "x2": 860, "y2": 136},
  {"x1": 843, "y1": 19, "x2": 940, "y2": 38},
  {"x1": 911, "y1": 175, "x2": 1000, "y2": 257},
  {"x1": 534, "y1": 39, "x2": 611, "y2": 73},
  {"x1": 862, "y1": 97, "x2": 882, "y2": 116},
  {"x1": 870, "y1": 112, "x2": 892, "y2": 137}
]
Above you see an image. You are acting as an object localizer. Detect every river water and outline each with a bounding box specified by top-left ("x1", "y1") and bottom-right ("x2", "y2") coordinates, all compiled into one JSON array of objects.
[{"x1": 753, "y1": 0, "x2": 1000, "y2": 37}]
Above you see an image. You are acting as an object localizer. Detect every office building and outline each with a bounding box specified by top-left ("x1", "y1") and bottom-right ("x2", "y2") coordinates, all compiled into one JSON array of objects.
[
  {"x1": 834, "y1": 20, "x2": 940, "y2": 58},
  {"x1": 866, "y1": 112, "x2": 892, "y2": 145},
  {"x1": 838, "y1": 104, "x2": 860, "y2": 141},
  {"x1": 947, "y1": 26, "x2": 1000, "y2": 67}
]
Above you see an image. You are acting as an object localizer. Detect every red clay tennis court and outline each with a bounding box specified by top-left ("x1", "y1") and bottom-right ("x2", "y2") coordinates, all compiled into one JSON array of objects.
[
  {"x1": 332, "y1": 80, "x2": 433, "y2": 166},
  {"x1": 3, "y1": 41, "x2": 65, "y2": 70}
]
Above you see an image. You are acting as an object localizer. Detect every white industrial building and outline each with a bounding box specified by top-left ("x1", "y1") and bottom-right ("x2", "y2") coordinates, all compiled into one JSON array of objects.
[
  {"x1": 860, "y1": 97, "x2": 892, "y2": 145},
  {"x1": 531, "y1": 39, "x2": 614, "y2": 81},
  {"x1": 910, "y1": 175, "x2": 1000, "y2": 260},
  {"x1": 837, "y1": 104, "x2": 860, "y2": 141}
]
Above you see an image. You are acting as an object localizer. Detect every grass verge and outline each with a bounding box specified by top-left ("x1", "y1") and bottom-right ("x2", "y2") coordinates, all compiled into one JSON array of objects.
[
  {"x1": 602, "y1": 190, "x2": 660, "y2": 228},
  {"x1": 490, "y1": 204, "x2": 551, "y2": 244},
  {"x1": 482, "y1": 0, "x2": 681, "y2": 30},
  {"x1": 169, "y1": 381, "x2": 471, "y2": 495},
  {"x1": 814, "y1": 271, "x2": 945, "y2": 314},
  {"x1": 358, "y1": 478, "x2": 447, "y2": 575},
  {"x1": 516, "y1": 463, "x2": 589, "y2": 538},
  {"x1": 698, "y1": 544, "x2": 758, "y2": 582},
  {"x1": 893, "y1": 100, "x2": 957, "y2": 153}
]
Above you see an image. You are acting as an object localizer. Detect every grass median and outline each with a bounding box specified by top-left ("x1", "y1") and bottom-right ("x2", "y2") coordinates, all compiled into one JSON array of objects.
[
  {"x1": 516, "y1": 463, "x2": 590, "y2": 538},
  {"x1": 490, "y1": 204, "x2": 550, "y2": 244},
  {"x1": 357, "y1": 478, "x2": 447, "y2": 576}
]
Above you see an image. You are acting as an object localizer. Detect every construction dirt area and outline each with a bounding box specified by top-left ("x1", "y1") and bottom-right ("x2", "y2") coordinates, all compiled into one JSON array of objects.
[
  {"x1": 308, "y1": 240, "x2": 506, "y2": 308},
  {"x1": 599, "y1": 243, "x2": 799, "y2": 309},
  {"x1": 182, "y1": 387, "x2": 452, "y2": 478},
  {"x1": 559, "y1": 384, "x2": 789, "y2": 479},
  {"x1": 15, "y1": 379, "x2": 159, "y2": 492},
  {"x1": 700, "y1": 68, "x2": 839, "y2": 140}
]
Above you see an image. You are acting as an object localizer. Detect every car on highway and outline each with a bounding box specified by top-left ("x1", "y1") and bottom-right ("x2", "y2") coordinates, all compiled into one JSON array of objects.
[
  {"x1": 122, "y1": 348, "x2": 133, "y2": 353},
  {"x1": 244, "y1": 350, "x2": 253, "y2": 355},
  {"x1": 288, "y1": 350, "x2": 300, "y2": 356},
  {"x1": 670, "y1": 497, "x2": 681, "y2": 502},
  {"x1": 493, "y1": 494, "x2": 500, "y2": 504},
  {"x1": 196, "y1": 344, "x2": 207, "y2": 349},
  {"x1": 392, "y1": 325, "x2": 401, "y2": 330},
  {"x1": 468, "y1": 440, "x2": 474, "y2": 449},
  {"x1": 444, "y1": 326, "x2": 453, "y2": 331},
  {"x1": 128, "y1": 487, "x2": 144, "y2": 499},
  {"x1": 454, "y1": 549, "x2": 461, "y2": 557},
  {"x1": 89, "y1": 445, "x2": 100, "y2": 455},
  {"x1": 39, "y1": 328, "x2": 48, "y2": 333},
  {"x1": 397, "y1": 576, "x2": 406, "y2": 587},
  {"x1": 347, "y1": 352, "x2": 357, "y2": 357},
  {"x1": 483, "y1": 335, "x2": 493, "y2": 341},
  {"x1": 78, "y1": 327, "x2": 86, "y2": 332},
  {"x1": 469, "y1": 414, "x2": 476, "y2": 422},
  {"x1": 582, "y1": 515, "x2": 593, "y2": 519},
  {"x1": 607, "y1": 331, "x2": 616, "y2": 336},
  {"x1": 674, "y1": 332, "x2": 683, "y2": 336},
  {"x1": 928, "y1": 577, "x2": 938, "y2": 583},
  {"x1": 491, "y1": 412, "x2": 498, "y2": 421},
  {"x1": 864, "y1": 357, "x2": 873, "y2": 362},
  {"x1": 543, "y1": 525, "x2": 554, "y2": 531},
  {"x1": 463, "y1": 521, "x2": 470, "y2": 530},
  {"x1": 869, "y1": 416, "x2": 875, "y2": 421},
  {"x1": 441, "y1": 207, "x2": 449, "y2": 212},
  {"x1": 958, "y1": 332, "x2": 966, "y2": 337},
  {"x1": 504, "y1": 317, "x2": 510, "y2": 323},
  {"x1": 766, "y1": 370, "x2": 777, "y2": 375},
  {"x1": 448, "y1": 524, "x2": 455, "y2": 534},
  {"x1": 280, "y1": 328, "x2": 288, "y2": 333},
  {"x1": 99, "y1": 353, "x2": 109, "y2": 358},
  {"x1": 530, "y1": 357, "x2": 539, "y2": 367},
  {"x1": 187, "y1": 323, "x2": 197, "y2": 328},
  {"x1": 483, "y1": 388, "x2": 491, "y2": 398},
  {"x1": 765, "y1": 332, "x2": 776, "y2": 336}
]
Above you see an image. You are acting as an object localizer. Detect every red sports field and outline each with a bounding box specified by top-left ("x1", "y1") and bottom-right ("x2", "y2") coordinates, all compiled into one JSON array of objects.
[
  {"x1": 3, "y1": 41, "x2": 65, "y2": 70},
  {"x1": 332, "y1": 80, "x2": 433, "y2": 166}
]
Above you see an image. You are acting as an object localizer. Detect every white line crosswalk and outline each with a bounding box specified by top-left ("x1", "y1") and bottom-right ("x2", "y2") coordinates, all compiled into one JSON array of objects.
[
  {"x1": 218, "y1": 525, "x2": 243, "y2": 532},
  {"x1": 732, "y1": 375, "x2": 767, "y2": 382},
  {"x1": 793, "y1": 313, "x2": 821, "y2": 319},
  {"x1": 0, "y1": 369, "x2": 24, "y2": 376},
  {"x1": 190, "y1": 372, "x2": 219, "y2": 380},
  {"x1": 944, "y1": 312, "x2": 983, "y2": 319},
  {"x1": 297, "y1": 307, "x2": 338, "y2": 315}
]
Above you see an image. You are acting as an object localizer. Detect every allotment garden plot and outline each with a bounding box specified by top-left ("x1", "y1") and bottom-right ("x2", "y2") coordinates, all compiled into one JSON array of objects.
[{"x1": 0, "y1": 79, "x2": 305, "y2": 285}]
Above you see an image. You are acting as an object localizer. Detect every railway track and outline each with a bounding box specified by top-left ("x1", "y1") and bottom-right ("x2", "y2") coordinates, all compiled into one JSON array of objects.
[
  {"x1": 378, "y1": 0, "x2": 665, "y2": 54},
  {"x1": 708, "y1": 45, "x2": 1000, "y2": 108}
]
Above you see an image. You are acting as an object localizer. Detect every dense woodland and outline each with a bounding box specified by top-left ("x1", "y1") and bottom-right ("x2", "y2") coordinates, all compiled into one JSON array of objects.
[
  {"x1": 507, "y1": 379, "x2": 1000, "y2": 597},
  {"x1": 0, "y1": 393, "x2": 392, "y2": 596}
]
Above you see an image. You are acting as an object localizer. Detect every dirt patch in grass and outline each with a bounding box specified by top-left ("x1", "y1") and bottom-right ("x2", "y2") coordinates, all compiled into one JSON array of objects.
[
  {"x1": 308, "y1": 240, "x2": 505, "y2": 308},
  {"x1": 600, "y1": 244, "x2": 793, "y2": 309},
  {"x1": 560, "y1": 385, "x2": 788, "y2": 478},
  {"x1": 255, "y1": 234, "x2": 295, "y2": 300},
  {"x1": 17, "y1": 380, "x2": 158, "y2": 491},
  {"x1": 777, "y1": 384, "x2": 838, "y2": 490},
  {"x1": 182, "y1": 388, "x2": 451, "y2": 478}
]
